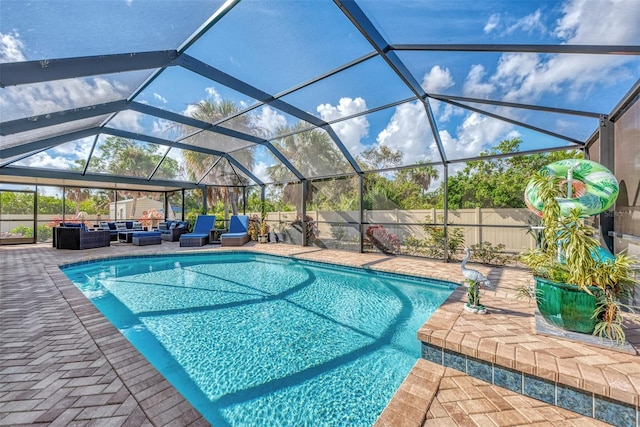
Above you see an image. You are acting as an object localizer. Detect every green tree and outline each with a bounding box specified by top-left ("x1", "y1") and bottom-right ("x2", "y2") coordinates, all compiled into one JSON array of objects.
[
  {"x1": 37, "y1": 194, "x2": 67, "y2": 215},
  {"x1": 357, "y1": 146, "x2": 439, "y2": 210},
  {"x1": 87, "y1": 136, "x2": 179, "y2": 217},
  {"x1": 183, "y1": 100, "x2": 256, "y2": 221},
  {"x1": 268, "y1": 122, "x2": 349, "y2": 214},
  {"x1": 357, "y1": 145, "x2": 402, "y2": 170},
  {"x1": 0, "y1": 192, "x2": 33, "y2": 214},
  {"x1": 444, "y1": 138, "x2": 582, "y2": 209}
]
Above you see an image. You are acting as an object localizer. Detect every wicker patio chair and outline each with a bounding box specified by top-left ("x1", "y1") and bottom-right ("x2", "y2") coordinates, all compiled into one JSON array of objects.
[
  {"x1": 158, "y1": 220, "x2": 190, "y2": 241},
  {"x1": 220, "y1": 215, "x2": 250, "y2": 247},
  {"x1": 179, "y1": 215, "x2": 216, "y2": 247}
]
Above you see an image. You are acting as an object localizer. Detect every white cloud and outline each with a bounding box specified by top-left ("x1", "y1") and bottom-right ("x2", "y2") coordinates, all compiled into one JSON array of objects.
[
  {"x1": 16, "y1": 152, "x2": 73, "y2": 169},
  {"x1": 463, "y1": 64, "x2": 496, "y2": 99},
  {"x1": 153, "y1": 93, "x2": 168, "y2": 104},
  {"x1": 464, "y1": 0, "x2": 639, "y2": 107},
  {"x1": 16, "y1": 138, "x2": 93, "y2": 169},
  {"x1": 108, "y1": 110, "x2": 144, "y2": 134},
  {"x1": 1, "y1": 76, "x2": 133, "y2": 122},
  {"x1": 376, "y1": 101, "x2": 435, "y2": 162},
  {"x1": 252, "y1": 160, "x2": 270, "y2": 183},
  {"x1": 0, "y1": 33, "x2": 137, "y2": 123},
  {"x1": 253, "y1": 106, "x2": 287, "y2": 137},
  {"x1": 205, "y1": 86, "x2": 222, "y2": 104},
  {"x1": 420, "y1": 66, "x2": 454, "y2": 93},
  {"x1": 0, "y1": 32, "x2": 26, "y2": 62},
  {"x1": 437, "y1": 113, "x2": 520, "y2": 162},
  {"x1": 151, "y1": 118, "x2": 182, "y2": 141},
  {"x1": 554, "y1": 0, "x2": 639, "y2": 44},
  {"x1": 506, "y1": 9, "x2": 546, "y2": 35},
  {"x1": 50, "y1": 138, "x2": 93, "y2": 158},
  {"x1": 317, "y1": 97, "x2": 369, "y2": 155},
  {"x1": 182, "y1": 103, "x2": 199, "y2": 118},
  {"x1": 437, "y1": 103, "x2": 464, "y2": 123},
  {"x1": 484, "y1": 13, "x2": 501, "y2": 34}
]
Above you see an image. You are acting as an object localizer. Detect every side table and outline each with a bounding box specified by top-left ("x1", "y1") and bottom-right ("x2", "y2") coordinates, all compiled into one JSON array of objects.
[{"x1": 209, "y1": 229, "x2": 227, "y2": 244}]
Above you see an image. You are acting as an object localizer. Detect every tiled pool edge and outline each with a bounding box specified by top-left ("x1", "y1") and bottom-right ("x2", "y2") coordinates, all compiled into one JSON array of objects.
[
  {"x1": 44, "y1": 265, "x2": 210, "y2": 427},
  {"x1": 421, "y1": 341, "x2": 638, "y2": 427},
  {"x1": 417, "y1": 287, "x2": 640, "y2": 427}
]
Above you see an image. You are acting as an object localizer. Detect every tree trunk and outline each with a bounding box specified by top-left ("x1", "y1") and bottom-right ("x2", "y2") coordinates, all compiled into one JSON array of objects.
[
  {"x1": 229, "y1": 189, "x2": 238, "y2": 216},
  {"x1": 130, "y1": 191, "x2": 141, "y2": 219}
]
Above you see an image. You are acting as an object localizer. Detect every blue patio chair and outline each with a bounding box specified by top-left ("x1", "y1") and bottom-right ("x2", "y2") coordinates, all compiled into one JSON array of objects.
[
  {"x1": 220, "y1": 215, "x2": 250, "y2": 246},
  {"x1": 179, "y1": 215, "x2": 216, "y2": 247}
]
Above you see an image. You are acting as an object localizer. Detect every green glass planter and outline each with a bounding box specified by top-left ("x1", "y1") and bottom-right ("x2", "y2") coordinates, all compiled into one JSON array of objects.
[{"x1": 534, "y1": 277, "x2": 599, "y2": 334}]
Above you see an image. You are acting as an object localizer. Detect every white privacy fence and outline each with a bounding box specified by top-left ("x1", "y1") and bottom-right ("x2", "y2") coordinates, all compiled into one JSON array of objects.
[{"x1": 257, "y1": 208, "x2": 539, "y2": 253}]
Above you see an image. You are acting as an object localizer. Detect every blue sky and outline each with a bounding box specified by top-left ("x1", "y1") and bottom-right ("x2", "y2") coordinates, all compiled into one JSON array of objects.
[{"x1": 1, "y1": 0, "x2": 639, "y2": 186}]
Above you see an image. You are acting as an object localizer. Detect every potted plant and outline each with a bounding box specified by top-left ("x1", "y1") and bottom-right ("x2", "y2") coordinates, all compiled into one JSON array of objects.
[
  {"x1": 247, "y1": 214, "x2": 261, "y2": 241},
  {"x1": 520, "y1": 169, "x2": 638, "y2": 344},
  {"x1": 259, "y1": 220, "x2": 270, "y2": 243}
]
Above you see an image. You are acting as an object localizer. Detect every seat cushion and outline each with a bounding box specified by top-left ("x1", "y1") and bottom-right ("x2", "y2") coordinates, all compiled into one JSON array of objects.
[
  {"x1": 62, "y1": 223, "x2": 82, "y2": 228},
  {"x1": 132, "y1": 231, "x2": 161, "y2": 238},
  {"x1": 221, "y1": 232, "x2": 247, "y2": 238},
  {"x1": 181, "y1": 233, "x2": 208, "y2": 238}
]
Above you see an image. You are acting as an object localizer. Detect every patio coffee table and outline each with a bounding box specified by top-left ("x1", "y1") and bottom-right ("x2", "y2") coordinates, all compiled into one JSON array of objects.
[{"x1": 118, "y1": 231, "x2": 136, "y2": 243}]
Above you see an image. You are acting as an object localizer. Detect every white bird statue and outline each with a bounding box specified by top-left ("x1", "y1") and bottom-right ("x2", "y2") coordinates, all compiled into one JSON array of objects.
[
  {"x1": 461, "y1": 246, "x2": 491, "y2": 314},
  {"x1": 461, "y1": 247, "x2": 491, "y2": 286}
]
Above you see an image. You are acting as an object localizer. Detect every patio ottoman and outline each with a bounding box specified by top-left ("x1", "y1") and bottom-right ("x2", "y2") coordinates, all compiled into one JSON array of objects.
[{"x1": 132, "y1": 231, "x2": 162, "y2": 246}]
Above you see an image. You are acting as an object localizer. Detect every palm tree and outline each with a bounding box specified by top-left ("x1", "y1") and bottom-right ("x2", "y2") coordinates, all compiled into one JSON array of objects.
[
  {"x1": 268, "y1": 122, "x2": 349, "y2": 214},
  {"x1": 406, "y1": 162, "x2": 439, "y2": 195},
  {"x1": 182, "y1": 100, "x2": 256, "y2": 221},
  {"x1": 85, "y1": 136, "x2": 178, "y2": 218},
  {"x1": 65, "y1": 187, "x2": 92, "y2": 216}
]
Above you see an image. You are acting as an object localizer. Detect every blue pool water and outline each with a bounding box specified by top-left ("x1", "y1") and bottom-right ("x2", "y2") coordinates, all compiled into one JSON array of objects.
[{"x1": 62, "y1": 252, "x2": 455, "y2": 426}]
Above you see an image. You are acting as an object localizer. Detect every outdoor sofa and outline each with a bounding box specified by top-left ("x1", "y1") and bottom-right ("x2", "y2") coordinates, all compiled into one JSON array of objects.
[
  {"x1": 54, "y1": 223, "x2": 110, "y2": 250},
  {"x1": 157, "y1": 220, "x2": 189, "y2": 242},
  {"x1": 100, "y1": 221, "x2": 143, "y2": 241}
]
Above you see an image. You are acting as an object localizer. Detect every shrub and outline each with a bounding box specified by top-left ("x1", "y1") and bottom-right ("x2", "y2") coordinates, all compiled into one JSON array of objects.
[
  {"x1": 403, "y1": 235, "x2": 427, "y2": 256},
  {"x1": 469, "y1": 242, "x2": 512, "y2": 266},
  {"x1": 365, "y1": 224, "x2": 400, "y2": 254},
  {"x1": 37, "y1": 224, "x2": 52, "y2": 242},
  {"x1": 9, "y1": 225, "x2": 33, "y2": 238},
  {"x1": 421, "y1": 215, "x2": 465, "y2": 260},
  {"x1": 290, "y1": 215, "x2": 319, "y2": 244},
  {"x1": 330, "y1": 223, "x2": 347, "y2": 241}
]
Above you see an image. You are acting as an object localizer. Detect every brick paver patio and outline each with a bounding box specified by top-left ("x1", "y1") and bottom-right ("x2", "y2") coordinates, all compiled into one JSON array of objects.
[{"x1": 1, "y1": 241, "x2": 637, "y2": 426}]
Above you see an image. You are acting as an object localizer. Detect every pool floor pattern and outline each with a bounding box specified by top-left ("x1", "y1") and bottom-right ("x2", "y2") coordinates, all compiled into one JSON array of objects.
[{"x1": 1, "y1": 241, "x2": 638, "y2": 426}]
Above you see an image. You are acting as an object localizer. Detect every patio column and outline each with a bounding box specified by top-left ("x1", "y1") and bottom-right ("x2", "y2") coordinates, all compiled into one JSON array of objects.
[
  {"x1": 599, "y1": 115, "x2": 615, "y2": 253},
  {"x1": 359, "y1": 173, "x2": 364, "y2": 253},
  {"x1": 302, "y1": 179, "x2": 308, "y2": 247},
  {"x1": 181, "y1": 189, "x2": 185, "y2": 221},
  {"x1": 443, "y1": 164, "x2": 449, "y2": 262}
]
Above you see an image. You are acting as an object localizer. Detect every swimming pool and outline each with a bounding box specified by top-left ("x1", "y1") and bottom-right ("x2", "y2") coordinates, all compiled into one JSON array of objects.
[{"x1": 62, "y1": 252, "x2": 455, "y2": 426}]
